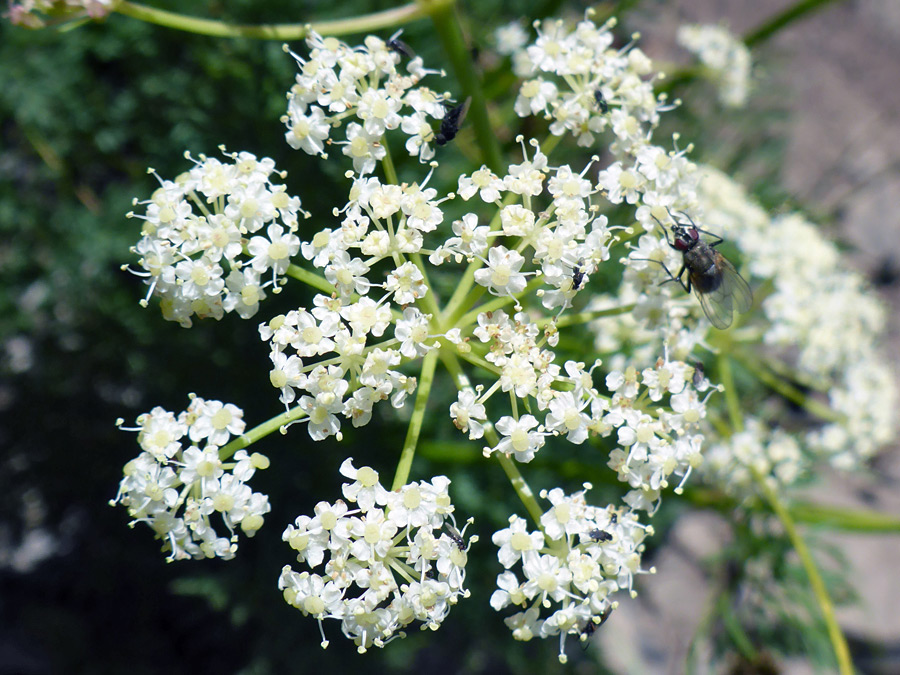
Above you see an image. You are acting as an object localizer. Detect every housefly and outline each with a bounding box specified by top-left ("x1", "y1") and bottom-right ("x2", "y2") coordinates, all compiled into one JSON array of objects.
[
  {"x1": 434, "y1": 97, "x2": 471, "y2": 146},
  {"x1": 649, "y1": 214, "x2": 752, "y2": 330}
]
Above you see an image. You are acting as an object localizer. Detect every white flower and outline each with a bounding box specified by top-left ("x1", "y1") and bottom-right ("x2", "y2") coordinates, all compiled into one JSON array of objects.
[
  {"x1": 495, "y1": 21, "x2": 529, "y2": 56},
  {"x1": 385, "y1": 261, "x2": 427, "y2": 305},
  {"x1": 457, "y1": 167, "x2": 504, "y2": 203},
  {"x1": 493, "y1": 415, "x2": 545, "y2": 463},
  {"x1": 543, "y1": 392, "x2": 590, "y2": 444},
  {"x1": 342, "y1": 122, "x2": 386, "y2": 175},
  {"x1": 491, "y1": 515, "x2": 544, "y2": 569},
  {"x1": 247, "y1": 223, "x2": 300, "y2": 274},
  {"x1": 491, "y1": 486, "x2": 648, "y2": 664},
  {"x1": 187, "y1": 399, "x2": 245, "y2": 446},
  {"x1": 285, "y1": 104, "x2": 331, "y2": 155},
  {"x1": 474, "y1": 246, "x2": 528, "y2": 297},
  {"x1": 449, "y1": 390, "x2": 487, "y2": 440},
  {"x1": 394, "y1": 307, "x2": 434, "y2": 359}
]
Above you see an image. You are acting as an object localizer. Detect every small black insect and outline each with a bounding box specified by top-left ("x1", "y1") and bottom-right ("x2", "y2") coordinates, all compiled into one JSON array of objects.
[
  {"x1": 588, "y1": 528, "x2": 612, "y2": 543},
  {"x1": 572, "y1": 261, "x2": 586, "y2": 290},
  {"x1": 691, "y1": 361, "x2": 706, "y2": 388},
  {"x1": 434, "y1": 97, "x2": 471, "y2": 146},
  {"x1": 387, "y1": 30, "x2": 415, "y2": 60},
  {"x1": 580, "y1": 607, "x2": 614, "y2": 644},
  {"x1": 593, "y1": 89, "x2": 609, "y2": 114},
  {"x1": 444, "y1": 523, "x2": 466, "y2": 551},
  {"x1": 646, "y1": 213, "x2": 753, "y2": 330}
]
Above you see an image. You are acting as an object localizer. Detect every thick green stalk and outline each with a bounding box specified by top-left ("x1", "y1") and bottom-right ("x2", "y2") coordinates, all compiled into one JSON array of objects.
[
  {"x1": 285, "y1": 263, "x2": 335, "y2": 295},
  {"x1": 116, "y1": 0, "x2": 446, "y2": 39},
  {"x1": 718, "y1": 352, "x2": 854, "y2": 675},
  {"x1": 734, "y1": 353, "x2": 843, "y2": 424},
  {"x1": 391, "y1": 348, "x2": 439, "y2": 490},
  {"x1": 717, "y1": 353, "x2": 743, "y2": 432},
  {"x1": 219, "y1": 405, "x2": 307, "y2": 459},
  {"x1": 744, "y1": 0, "x2": 845, "y2": 46},
  {"x1": 788, "y1": 502, "x2": 900, "y2": 532},
  {"x1": 420, "y1": 0, "x2": 504, "y2": 173},
  {"x1": 541, "y1": 304, "x2": 637, "y2": 329},
  {"x1": 753, "y1": 470, "x2": 855, "y2": 675}
]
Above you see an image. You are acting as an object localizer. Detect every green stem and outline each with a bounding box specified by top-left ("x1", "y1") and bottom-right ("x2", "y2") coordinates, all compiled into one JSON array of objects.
[
  {"x1": 733, "y1": 352, "x2": 844, "y2": 424},
  {"x1": 219, "y1": 405, "x2": 307, "y2": 459},
  {"x1": 391, "y1": 348, "x2": 439, "y2": 490},
  {"x1": 422, "y1": 0, "x2": 504, "y2": 173},
  {"x1": 456, "y1": 275, "x2": 546, "y2": 329},
  {"x1": 456, "y1": 347, "x2": 501, "y2": 377},
  {"x1": 411, "y1": 252, "x2": 444, "y2": 324},
  {"x1": 743, "y1": 0, "x2": 845, "y2": 47},
  {"x1": 788, "y1": 501, "x2": 900, "y2": 532},
  {"x1": 441, "y1": 193, "x2": 518, "y2": 326},
  {"x1": 380, "y1": 134, "x2": 400, "y2": 185},
  {"x1": 439, "y1": 350, "x2": 544, "y2": 525},
  {"x1": 541, "y1": 303, "x2": 636, "y2": 329},
  {"x1": 718, "y1": 592, "x2": 760, "y2": 661},
  {"x1": 752, "y1": 470, "x2": 855, "y2": 675},
  {"x1": 115, "y1": 0, "x2": 445, "y2": 39},
  {"x1": 495, "y1": 453, "x2": 545, "y2": 526},
  {"x1": 285, "y1": 263, "x2": 335, "y2": 295},
  {"x1": 718, "y1": 347, "x2": 854, "y2": 674},
  {"x1": 685, "y1": 486, "x2": 900, "y2": 533},
  {"x1": 442, "y1": 282, "x2": 486, "y2": 328},
  {"x1": 717, "y1": 353, "x2": 743, "y2": 432}
]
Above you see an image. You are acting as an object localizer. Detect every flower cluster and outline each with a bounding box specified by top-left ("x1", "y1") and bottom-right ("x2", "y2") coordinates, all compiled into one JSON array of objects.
[
  {"x1": 696, "y1": 166, "x2": 897, "y2": 469},
  {"x1": 6, "y1": 0, "x2": 113, "y2": 27},
  {"x1": 677, "y1": 23, "x2": 752, "y2": 108},
  {"x1": 278, "y1": 460, "x2": 472, "y2": 652},
  {"x1": 459, "y1": 311, "x2": 709, "y2": 510},
  {"x1": 510, "y1": 14, "x2": 747, "y2": 339},
  {"x1": 703, "y1": 417, "x2": 804, "y2": 494},
  {"x1": 128, "y1": 149, "x2": 306, "y2": 327},
  {"x1": 111, "y1": 396, "x2": 271, "y2": 561},
  {"x1": 437, "y1": 141, "x2": 613, "y2": 311},
  {"x1": 283, "y1": 31, "x2": 447, "y2": 171},
  {"x1": 513, "y1": 15, "x2": 663, "y2": 149},
  {"x1": 259, "y1": 141, "x2": 613, "y2": 443},
  {"x1": 490, "y1": 486, "x2": 651, "y2": 664}
]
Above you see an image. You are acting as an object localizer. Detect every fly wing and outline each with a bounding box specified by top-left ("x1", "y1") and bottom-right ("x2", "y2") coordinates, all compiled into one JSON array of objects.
[
  {"x1": 455, "y1": 96, "x2": 472, "y2": 128},
  {"x1": 694, "y1": 254, "x2": 752, "y2": 329}
]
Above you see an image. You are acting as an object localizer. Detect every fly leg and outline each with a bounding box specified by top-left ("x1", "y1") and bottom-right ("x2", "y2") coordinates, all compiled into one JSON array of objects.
[
  {"x1": 657, "y1": 262, "x2": 691, "y2": 293},
  {"x1": 633, "y1": 256, "x2": 691, "y2": 293}
]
